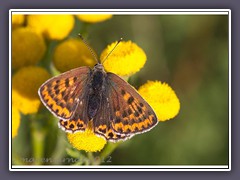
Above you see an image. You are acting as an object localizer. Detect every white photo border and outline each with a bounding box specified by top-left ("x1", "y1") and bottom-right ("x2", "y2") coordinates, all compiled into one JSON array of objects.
[{"x1": 9, "y1": 9, "x2": 231, "y2": 171}]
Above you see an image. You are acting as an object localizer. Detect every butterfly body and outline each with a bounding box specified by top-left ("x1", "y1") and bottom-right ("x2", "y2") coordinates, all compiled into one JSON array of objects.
[
  {"x1": 39, "y1": 63, "x2": 158, "y2": 142},
  {"x1": 87, "y1": 64, "x2": 107, "y2": 119}
]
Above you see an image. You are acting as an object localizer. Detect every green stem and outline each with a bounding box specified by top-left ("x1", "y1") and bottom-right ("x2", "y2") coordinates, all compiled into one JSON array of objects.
[
  {"x1": 87, "y1": 152, "x2": 95, "y2": 165},
  {"x1": 99, "y1": 142, "x2": 121, "y2": 163},
  {"x1": 30, "y1": 115, "x2": 46, "y2": 165}
]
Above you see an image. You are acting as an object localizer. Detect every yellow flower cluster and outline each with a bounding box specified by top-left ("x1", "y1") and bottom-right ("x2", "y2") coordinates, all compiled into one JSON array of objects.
[
  {"x1": 27, "y1": 15, "x2": 75, "y2": 40},
  {"x1": 76, "y1": 14, "x2": 112, "y2": 23},
  {"x1": 12, "y1": 28, "x2": 46, "y2": 69},
  {"x1": 100, "y1": 41, "x2": 147, "y2": 76},
  {"x1": 12, "y1": 66, "x2": 51, "y2": 114},
  {"x1": 53, "y1": 38, "x2": 96, "y2": 72},
  {"x1": 138, "y1": 81, "x2": 180, "y2": 121},
  {"x1": 67, "y1": 123, "x2": 106, "y2": 152}
]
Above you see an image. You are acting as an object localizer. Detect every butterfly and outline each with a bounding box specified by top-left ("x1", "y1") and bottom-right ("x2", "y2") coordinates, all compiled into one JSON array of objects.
[{"x1": 38, "y1": 35, "x2": 158, "y2": 142}]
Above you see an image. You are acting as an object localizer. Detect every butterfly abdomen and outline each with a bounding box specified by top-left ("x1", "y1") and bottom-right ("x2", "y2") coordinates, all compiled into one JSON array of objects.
[
  {"x1": 87, "y1": 67, "x2": 106, "y2": 119},
  {"x1": 88, "y1": 94, "x2": 101, "y2": 119}
]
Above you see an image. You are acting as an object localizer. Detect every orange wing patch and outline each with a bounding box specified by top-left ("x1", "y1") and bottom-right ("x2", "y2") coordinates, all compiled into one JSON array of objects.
[
  {"x1": 111, "y1": 91, "x2": 157, "y2": 135},
  {"x1": 39, "y1": 76, "x2": 79, "y2": 119}
]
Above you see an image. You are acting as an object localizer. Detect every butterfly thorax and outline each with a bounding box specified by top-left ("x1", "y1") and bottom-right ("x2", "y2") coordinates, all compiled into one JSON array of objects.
[{"x1": 88, "y1": 64, "x2": 106, "y2": 119}]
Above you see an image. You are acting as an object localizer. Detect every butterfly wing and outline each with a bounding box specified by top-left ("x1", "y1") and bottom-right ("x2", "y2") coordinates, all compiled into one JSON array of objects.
[
  {"x1": 38, "y1": 66, "x2": 91, "y2": 120},
  {"x1": 92, "y1": 94, "x2": 131, "y2": 142},
  {"x1": 106, "y1": 72, "x2": 158, "y2": 136},
  {"x1": 58, "y1": 116, "x2": 87, "y2": 133}
]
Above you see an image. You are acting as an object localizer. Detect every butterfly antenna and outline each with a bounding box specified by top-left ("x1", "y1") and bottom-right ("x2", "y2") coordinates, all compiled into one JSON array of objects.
[
  {"x1": 101, "y1": 38, "x2": 123, "y2": 65},
  {"x1": 78, "y1": 33, "x2": 100, "y2": 64}
]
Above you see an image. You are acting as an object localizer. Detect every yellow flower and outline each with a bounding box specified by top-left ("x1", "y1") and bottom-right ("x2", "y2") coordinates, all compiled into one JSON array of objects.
[
  {"x1": 12, "y1": 106, "x2": 21, "y2": 138},
  {"x1": 12, "y1": 66, "x2": 51, "y2": 114},
  {"x1": 12, "y1": 15, "x2": 25, "y2": 28},
  {"x1": 67, "y1": 123, "x2": 106, "y2": 152},
  {"x1": 12, "y1": 28, "x2": 46, "y2": 69},
  {"x1": 27, "y1": 15, "x2": 75, "y2": 40},
  {"x1": 53, "y1": 38, "x2": 96, "y2": 72},
  {"x1": 100, "y1": 41, "x2": 147, "y2": 76},
  {"x1": 76, "y1": 14, "x2": 112, "y2": 23},
  {"x1": 138, "y1": 81, "x2": 180, "y2": 121}
]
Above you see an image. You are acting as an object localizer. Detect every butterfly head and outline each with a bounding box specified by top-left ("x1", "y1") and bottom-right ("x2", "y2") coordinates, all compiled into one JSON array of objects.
[{"x1": 93, "y1": 63, "x2": 105, "y2": 72}]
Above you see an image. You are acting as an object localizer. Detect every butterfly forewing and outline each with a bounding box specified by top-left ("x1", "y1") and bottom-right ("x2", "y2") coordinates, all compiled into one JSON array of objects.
[
  {"x1": 107, "y1": 73, "x2": 158, "y2": 135},
  {"x1": 38, "y1": 66, "x2": 91, "y2": 120}
]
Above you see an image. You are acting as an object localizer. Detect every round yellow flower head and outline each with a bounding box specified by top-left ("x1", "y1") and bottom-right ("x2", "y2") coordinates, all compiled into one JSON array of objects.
[
  {"x1": 53, "y1": 38, "x2": 96, "y2": 72},
  {"x1": 12, "y1": 15, "x2": 25, "y2": 28},
  {"x1": 76, "y1": 14, "x2": 112, "y2": 23},
  {"x1": 138, "y1": 81, "x2": 180, "y2": 121},
  {"x1": 12, "y1": 66, "x2": 51, "y2": 114},
  {"x1": 12, "y1": 28, "x2": 46, "y2": 69},
  {"x1": 12, "y1": 106, "x2": 21, "y2": 138},
  {"x1": 67, "y1": 124, "x2": 107, "y2": 152},
  {"x1": 27, "y1": 15, "x2": 75, "y2": 40},
  {"x1": 100, "y1": 41, "x2": 147, "y2": 76}
]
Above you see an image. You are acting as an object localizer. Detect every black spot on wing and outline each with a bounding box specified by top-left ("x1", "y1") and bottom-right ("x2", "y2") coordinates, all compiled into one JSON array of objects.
[
  {"x1": 61, "y1": 91, "x2": 66, "y2": 97},
  {"x1": 134, "y1": 111, "x2": 140, "y2": 117},
  {"x1": 121, "y1": 89, "x2": 126, "y2": 95},
  {"x1": 137, "y1": 106, "x2": 143, "y2": 114},
  {"x1": 63, "y1": 95, "x2": 69, "y2": 102},
  {"x1": 115, "y1": 117, "x2": 121, "y2": 123},
  {"x1": 122, "y1": 111, "x2": 127, "y2": 118},
  {"x1": 55, "y1": 89, "x2": 60, "y2": 95},
  {"x1": 108, "y1": 132, "x2": 114, "y2": 138},
  {"x1": 65, "y1": 78, "x2": 70, "y2": 87},
  {"x1": 73, "y1": 76, "x2": 77, "y2": 82},
  {"x1": 127, "y1": 96, "x2": 134, "y2": 104},
  {"x1": 128, "y1": 108, "x2": 132, "y2": 115}
]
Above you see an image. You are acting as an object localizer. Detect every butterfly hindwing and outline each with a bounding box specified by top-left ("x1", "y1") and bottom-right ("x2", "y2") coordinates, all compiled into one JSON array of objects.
[
  {"x1": 92, "y1": 94, "x2": 131, "y2": 142},
  {"x1": 58, "y1": 92, "x2": 92, "y2": 132},
  {"x1": 107, "y1": 72, "x2": 158, "y2": 135},
  {"x1": 58, "y1": 118, "x2": 87, "y2": 133},
  {"x1": 38, "y1": 66, "x2": 91, "y2": 120}
]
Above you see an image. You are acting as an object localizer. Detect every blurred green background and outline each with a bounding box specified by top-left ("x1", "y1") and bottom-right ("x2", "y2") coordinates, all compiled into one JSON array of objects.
[{"x1": 13, "y1": 15, "x2": 229, "y2": 165}]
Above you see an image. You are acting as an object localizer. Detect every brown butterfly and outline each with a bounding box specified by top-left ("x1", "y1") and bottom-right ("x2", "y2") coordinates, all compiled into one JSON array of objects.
[{"x1": 38, "y1": 35, "x2": 158, "y2": 142}]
